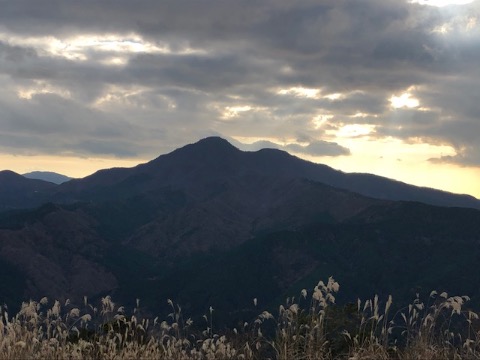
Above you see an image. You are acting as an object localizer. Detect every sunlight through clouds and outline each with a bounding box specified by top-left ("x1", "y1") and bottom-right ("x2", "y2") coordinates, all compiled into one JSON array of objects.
[
  {"x1": 389, "y1": 93, "x2": 420, "y2": 109},
  {"x1": 333, "y1": 124, "x2": 376, "y2": 138},
  {"x1": 312, "y1": 115, "x2": 333, "y2": 130},
  {"x1": 16, "y1": 81, "x2": 72, "y2": 100},
  {"x1": 323, "y1": 93, "x2": 345, "y2": 101},
  {"x1": 0, "y1": 31, "x2": 206, "y2": 63},
  {"x1": 277, "y1": 87, "x2": 320, "y2": 99}
]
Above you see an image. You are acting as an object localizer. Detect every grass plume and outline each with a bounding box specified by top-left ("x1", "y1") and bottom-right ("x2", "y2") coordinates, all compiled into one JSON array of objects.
[{"x1": 1, "y1": 277, "x2": 480, "y2": 359}]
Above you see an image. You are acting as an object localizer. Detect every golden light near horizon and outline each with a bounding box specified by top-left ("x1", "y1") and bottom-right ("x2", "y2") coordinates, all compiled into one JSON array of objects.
[
  {"x1": 306, "y1": 137, "x2": 480, "y2": 198},
  {"x1": 230, "y1": 134, "x2": 480, "y2": 198},
  {"x1": 0, "y1": 153, "x2": 146, "y2": 179}
]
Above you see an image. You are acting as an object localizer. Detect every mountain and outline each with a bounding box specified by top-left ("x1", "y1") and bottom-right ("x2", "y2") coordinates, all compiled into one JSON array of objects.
[
  {"x1": 0, "y1": 171, "x2": 56, "y2": 210},
  {"x1": 50, "y1": 137, "x2": 480, "y2": 209},
  {"x1": 23, "y1": 171, "x2": 72, "y2": 184},
  {"x1": 1, "y1": 137, "x2": 480, "y2": 323}
]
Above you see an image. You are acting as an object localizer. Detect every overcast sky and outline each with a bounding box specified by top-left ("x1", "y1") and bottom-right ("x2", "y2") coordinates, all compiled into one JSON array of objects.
[{"x1": 0, "y1": 0, "x2": 479, "y2": 197}]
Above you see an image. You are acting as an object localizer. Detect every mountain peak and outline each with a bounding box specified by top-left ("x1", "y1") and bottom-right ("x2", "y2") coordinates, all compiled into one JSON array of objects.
[
  {"x1": 164, "y1": 136, "x2": 240, "y2": 161},
  {"x1": 0, "y1": 170, "x2": 25, "y2": 183},
  {"x1": 191, "y1": 136, "x2": 239, "y2": 151},
  {"x1": 0, "y1": 169, "x2": 21, "y2": 177}
]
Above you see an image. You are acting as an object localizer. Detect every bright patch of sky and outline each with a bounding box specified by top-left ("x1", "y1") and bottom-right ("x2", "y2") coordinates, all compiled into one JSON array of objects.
[
  {"x1": 221, "y1": 106, "x2": 253, "y2": 120},
  {"x1": 390, "y1": 93, "x2": 420, "y2": 109},
  {"x1": 277, "y1": 87, "x2": 320, "y2": 99},
  {"x1": 334, "y1": 124, "x2": 376, "y2": 138},
  {"x1": 0, "y1": 31, "x2": 206, "y2": 63},
  {"x1": 302, "y1": 137, "x2": 480, "y2": 197}
]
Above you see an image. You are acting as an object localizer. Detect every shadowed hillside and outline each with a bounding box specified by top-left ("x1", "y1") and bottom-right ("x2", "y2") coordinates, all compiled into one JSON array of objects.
[{"x1": 0, "y1": 171, "x2": 55, "y2": 210}]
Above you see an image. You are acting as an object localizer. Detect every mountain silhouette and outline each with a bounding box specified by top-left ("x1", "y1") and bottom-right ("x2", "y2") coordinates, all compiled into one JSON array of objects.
[
  {"x1": 1, "y1": 137, "x2": 480, "y2": 322},
  {"x1": 0, "y1": 171, "x2": 55, "y2": 210},
  {"x1": 50, "y1": 137, "x2": 480, "y2": 209}
]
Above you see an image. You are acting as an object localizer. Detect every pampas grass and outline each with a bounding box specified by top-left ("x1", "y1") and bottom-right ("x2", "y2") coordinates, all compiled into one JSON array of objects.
[{"x1": 1, "y1": 277, "x2": 480, "y2": 359}]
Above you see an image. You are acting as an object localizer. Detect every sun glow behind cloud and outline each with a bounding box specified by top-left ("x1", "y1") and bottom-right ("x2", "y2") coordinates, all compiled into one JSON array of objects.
[
  {"x1": 0, "y1": 31, "x2": 206, "y2": 64},
  {"x1": 277, "y1": 87, "x2": 320, "y2": 98},
  {"x1": 301, "y1": 136, "x2": 480, "y2": 196},
  {"x1": 334, "y1": 124, "x2": 376, "y2": 138},
  {"x1": 389, "y1": 93, "x2": 420, "y2": 109},
  {"x1": 16, "y1": 81, "x2": 72, "y2": 100},
  {"x1": 221, "y1": 106, "x2": 253, "y2": 120}
]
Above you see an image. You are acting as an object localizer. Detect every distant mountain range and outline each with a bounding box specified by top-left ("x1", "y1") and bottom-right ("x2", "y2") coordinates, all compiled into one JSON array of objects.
[
  {"x1": 0, "y1": 137, "x2": 479, "y2": 323},
  {"x1": 23, "y1": 171, "x2": 72, "y2": 184}
]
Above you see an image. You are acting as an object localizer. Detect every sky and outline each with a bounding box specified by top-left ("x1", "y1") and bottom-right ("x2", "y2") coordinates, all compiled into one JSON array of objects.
[{"x1": 0, "y1": 0, "x2": 479, "y2": 198}]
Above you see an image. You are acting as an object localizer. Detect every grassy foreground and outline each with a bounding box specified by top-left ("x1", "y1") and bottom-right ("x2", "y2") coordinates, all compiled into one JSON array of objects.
[{"x1": 1, "y1": 277, "x2": 480, "y2": 359}]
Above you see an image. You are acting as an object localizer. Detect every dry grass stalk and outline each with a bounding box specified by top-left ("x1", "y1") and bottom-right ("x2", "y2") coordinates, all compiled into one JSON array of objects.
[{"x1": 1, "y1": 278, "x2": 480, "y2": 359}]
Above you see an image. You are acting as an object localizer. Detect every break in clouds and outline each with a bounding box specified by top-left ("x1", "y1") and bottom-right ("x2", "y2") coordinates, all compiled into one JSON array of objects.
[{"x1": 0, "y1": 0, "x2": 479, "y2": 165}]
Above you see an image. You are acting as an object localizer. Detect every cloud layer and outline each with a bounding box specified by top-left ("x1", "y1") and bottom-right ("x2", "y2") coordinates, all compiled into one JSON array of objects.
[{"x1": 0, "y1": 0, "x2": 479, "y2": 167}]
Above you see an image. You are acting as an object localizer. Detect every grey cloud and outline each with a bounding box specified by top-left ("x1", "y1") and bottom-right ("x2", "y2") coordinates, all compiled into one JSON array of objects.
[
  {"x1": 286, "y1": 141, "x2": 350, "y2": 156},
  {"x1": 320, "y1": 92, "x2": 388, "y2": 117},
  {"x1": 0, "y1": 91, "x2": 151, "y2": 157},
  {"x1": 0, "y1": 41, "x2": 38, "y2": 63},
  {"x1": 376, "y1": 108, "x2": 442, "y2": 139},
  {"x1": 430, "y1": 145, "x2": 480, "y2": 167},
  {"x1": 234, "y1": 139, "x2": 350, "y2": 157},
  {"x1": 233, "y1": 140, "x2": 280, "y2": 152}
]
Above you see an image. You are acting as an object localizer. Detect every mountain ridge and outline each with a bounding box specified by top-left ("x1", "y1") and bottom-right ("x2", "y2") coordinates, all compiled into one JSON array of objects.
[{"x1": 48, "y1": 136, "x2": 480, "y2": 209}]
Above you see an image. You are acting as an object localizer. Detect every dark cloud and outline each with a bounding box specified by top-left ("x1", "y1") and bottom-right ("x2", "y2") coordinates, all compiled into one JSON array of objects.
[
  {"x1": 0, "y1": 0, "x2": 478, "y2": 165},
  {"x1": 286, "y1": 141, "x2": 350, "y2": 156}
]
